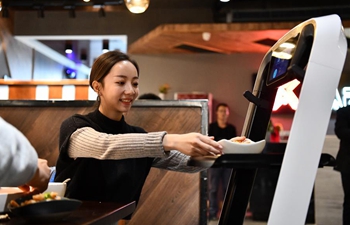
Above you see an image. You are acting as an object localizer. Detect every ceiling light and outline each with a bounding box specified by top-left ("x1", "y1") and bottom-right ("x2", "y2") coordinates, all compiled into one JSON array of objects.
[
  {"x1": 280, "y1": 42, "x2": 296, "y2": 49},
  {"x1": 102, "y1": 40, "x2": 109, "y2": 53},
  {"x1": 202, "y1": 32, "x2": 211, "y2": 41},
  {"x1": 83, "y1": 0, "x2": 90, "y2": 2},
  {"x1": 220, "y1": 0, "x2": 230, "y2": 2},
  {"x1": 65, "y1": 42, "x2": 73, "y2": 54},
  {"x1": 124, "y1": 0, "x2": 149, "y2": 14}
]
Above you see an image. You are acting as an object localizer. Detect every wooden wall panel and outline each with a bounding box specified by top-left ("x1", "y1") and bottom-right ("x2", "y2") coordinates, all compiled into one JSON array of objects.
[
  {"x1": 8, "y1": 86, "x2": 36, "y2": 99},
  {"x1": 0, "y1": 106, "x2": 94, "y2": 165},
  {"x1": 74, "y1": 85, "x2": 89, "y2": 100},
  {"x1": 49, "y1": 86, "x2": 63, "y2": 99},
  {"x1": 125, "y1": 106, "x2": 203, "y2": 225}
]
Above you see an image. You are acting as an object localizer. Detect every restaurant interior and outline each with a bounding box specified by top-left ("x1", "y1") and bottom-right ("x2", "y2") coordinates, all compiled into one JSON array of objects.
[{"x1": 1, "y1": 0, "x2": 350, "y2": 225}]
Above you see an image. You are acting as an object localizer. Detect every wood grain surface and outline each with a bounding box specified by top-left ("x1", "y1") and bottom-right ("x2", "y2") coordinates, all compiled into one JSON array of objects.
[
  {"x1": 0, "y1": 106, "x2": 93, "y2": 165},
  {"x1": 128, "y1": 20, "x2": 350, "y2": 54},
  {"x1": 125, "y1": 106, "x2": 203, "y2": 225}
]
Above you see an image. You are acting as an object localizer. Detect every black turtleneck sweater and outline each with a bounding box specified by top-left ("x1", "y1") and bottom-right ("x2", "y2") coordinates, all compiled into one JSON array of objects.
[{"x1": 54, "y1": 109, "x2": 154, "y2": 205}]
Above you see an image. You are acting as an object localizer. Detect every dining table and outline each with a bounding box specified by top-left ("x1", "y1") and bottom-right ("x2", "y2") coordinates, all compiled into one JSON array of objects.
[{"x1": 0, "y1": 200, "x2": 136, "y2": 225}]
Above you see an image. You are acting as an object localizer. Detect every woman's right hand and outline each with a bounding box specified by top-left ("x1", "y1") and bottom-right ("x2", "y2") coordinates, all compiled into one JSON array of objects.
[{"x1": 162, "y1": 133, "x2": 223, "y2": 156}]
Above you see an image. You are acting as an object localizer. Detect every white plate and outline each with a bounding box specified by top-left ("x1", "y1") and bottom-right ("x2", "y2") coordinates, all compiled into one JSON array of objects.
[{"x1": 218, "y1": 139, "x2": 266, "y2": 154}]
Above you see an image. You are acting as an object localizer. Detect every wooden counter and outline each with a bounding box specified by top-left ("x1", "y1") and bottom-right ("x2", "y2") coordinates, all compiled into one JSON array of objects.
[{"x1": 0, "y1": 100, "x2": 210, "y2": 225}]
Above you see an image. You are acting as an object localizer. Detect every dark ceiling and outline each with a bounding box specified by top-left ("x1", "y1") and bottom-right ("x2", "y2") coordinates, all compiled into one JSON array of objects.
[
  {"x1": 3, "y1": 0, "x2": 350, "y2": 22},
  {"x1": 4, "y1": 0, "x2": 350, "y2": 56}
]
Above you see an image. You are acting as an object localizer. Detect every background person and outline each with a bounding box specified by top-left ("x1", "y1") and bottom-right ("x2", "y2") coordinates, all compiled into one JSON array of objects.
[
  {"x1": 54, "y1": 51, "x2": 223, "y2": 213},
  {"x1": 138, "y1": 93, "x2": 161, "y2": 100},
  {"x1": 208, "y1": 103, "x2": 237, "y2": 221},
  {"x1": 0, "y1": 117, "x2": 51, "y2": 194},
  {"x1": 334, "y1": 105, "x2": 350, "y2": 225}
]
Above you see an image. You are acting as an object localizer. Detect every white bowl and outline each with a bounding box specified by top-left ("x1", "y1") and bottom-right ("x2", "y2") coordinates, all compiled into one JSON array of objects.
[
  {"x1": 44, "y1": 182, "x2": 67, "y2": 197},
  {"x1": 218, "y1": 139, "x2": 266, "y2": 154}
]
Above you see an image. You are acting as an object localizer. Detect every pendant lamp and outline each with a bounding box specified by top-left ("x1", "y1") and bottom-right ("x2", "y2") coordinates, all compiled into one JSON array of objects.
[{"x1": 124, "y1": 0, "x2": 149, "y2": 14}]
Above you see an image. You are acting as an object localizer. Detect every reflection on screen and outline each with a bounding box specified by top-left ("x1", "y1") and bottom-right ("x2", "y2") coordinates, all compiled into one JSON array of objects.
[
  {"x1": 267, "y1": 40, "x2": 297, "y2": 86},
  {"x1": 269, "y1": 57, "x2": 290, "y2": 81}
]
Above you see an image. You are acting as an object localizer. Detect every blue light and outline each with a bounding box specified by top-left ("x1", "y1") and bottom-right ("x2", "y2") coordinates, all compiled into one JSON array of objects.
[{"x1": 64, "y1": 68, "x2": 77, "y2": 79}]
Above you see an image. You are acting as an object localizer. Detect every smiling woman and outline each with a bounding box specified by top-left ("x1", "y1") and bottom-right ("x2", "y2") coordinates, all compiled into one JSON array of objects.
[{"x1": 54, "y1": 50, "x2": 224, "y2": 221}]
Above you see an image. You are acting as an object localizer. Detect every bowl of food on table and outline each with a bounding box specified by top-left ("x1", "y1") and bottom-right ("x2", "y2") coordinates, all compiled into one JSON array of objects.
[{"x1": 8, "y1": 191, "x2": 81, "y2": 223}]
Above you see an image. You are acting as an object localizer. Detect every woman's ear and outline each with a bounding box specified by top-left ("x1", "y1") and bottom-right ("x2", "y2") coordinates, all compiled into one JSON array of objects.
[{"x1": 92, "y1": 81, "x2": 100, "y2": 93}]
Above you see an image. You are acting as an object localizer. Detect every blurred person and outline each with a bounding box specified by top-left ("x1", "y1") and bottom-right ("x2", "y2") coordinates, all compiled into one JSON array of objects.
[
  {"x1": 334, "y1": 105, "x2": 350, "y2": 225},
  {"x1": 0, "y1": 117, "x2": 51, "y2": 194},
  {"x1": 208, "y1": 103, "x2": 237, "y2": 221},
  {"x1": 138, "y1": 93, "x2": 161, "y2": 100},
  {"x1": 54, "y1": 51, "x2": 223, "y2": 213}
]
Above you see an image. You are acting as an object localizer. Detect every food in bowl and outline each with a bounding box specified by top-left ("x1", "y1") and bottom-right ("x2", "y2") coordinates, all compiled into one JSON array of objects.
[
  {"x1": 230, "y1": 136, "x2": 252, "y2": 144},
  {"x1": 218, "y1": 138, "x2": 266, "y2": 154},
  {"x1": 9, "y1": 192, "x2": 61, "y2": 208},
  {"x1": 7, "y1": 194, "x2": 82, "y2": 223}
]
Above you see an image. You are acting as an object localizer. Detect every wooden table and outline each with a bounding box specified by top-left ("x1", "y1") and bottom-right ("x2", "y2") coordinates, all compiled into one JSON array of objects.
[{"x1": 0, "y1": 201, "x2": 135, "y2": 225}]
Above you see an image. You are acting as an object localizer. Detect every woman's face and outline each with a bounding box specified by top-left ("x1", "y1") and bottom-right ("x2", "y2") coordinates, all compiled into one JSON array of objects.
[{"x1": 97, "y1": 60, "x2": 139, "y2": 120}]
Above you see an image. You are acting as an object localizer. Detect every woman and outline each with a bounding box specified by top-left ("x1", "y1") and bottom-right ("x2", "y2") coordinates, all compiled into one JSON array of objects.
[{"x1": 54, "y1": 51, "x2": 223, "y2": 206}]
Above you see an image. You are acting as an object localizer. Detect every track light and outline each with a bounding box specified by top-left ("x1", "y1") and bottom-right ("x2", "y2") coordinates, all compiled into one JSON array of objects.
[
  {"x1": 98, "y1": 5, "x2": 106, "y2": 17},
  {"x1": 37, "y1": 7, "x2": 44, "y2": 18},
  {"x1": 80, "y1": 49, "x2": 87, "y2": 61},
  {"x1": 68, "y1": 6, "x2": 76, "y2": 18},
  {"x1": 65, "y1": 42, "x2": 73, "y2": 54},
  {"x1": 102, "y1": 40, "x2": 109, "y2": 53},
  {"x1": 124, "y1": 0, "x2": 150, "y2": 14}
]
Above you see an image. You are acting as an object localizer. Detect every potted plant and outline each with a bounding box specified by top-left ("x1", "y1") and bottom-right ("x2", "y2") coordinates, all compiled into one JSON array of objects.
[{"x1": 158, "y1": 83, "x2": 170, "y2": 100}]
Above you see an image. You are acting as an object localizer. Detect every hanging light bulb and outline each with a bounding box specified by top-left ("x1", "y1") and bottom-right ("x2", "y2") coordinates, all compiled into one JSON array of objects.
[{"x1": 124, "y1": 0, "x2": 149, "y2": 14}]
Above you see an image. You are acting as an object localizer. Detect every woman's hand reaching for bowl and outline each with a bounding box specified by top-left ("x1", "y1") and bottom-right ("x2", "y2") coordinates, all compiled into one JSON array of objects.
[{"x1": 162, "y1": 133, "x2": 223, "y2": 156}]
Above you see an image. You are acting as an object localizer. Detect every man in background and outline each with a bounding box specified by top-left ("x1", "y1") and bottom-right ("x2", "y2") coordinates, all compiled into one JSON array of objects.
[
  {"x1": 334, "y1": 105, "x2": 350, "y2": 225},
  {"x1": 208, "y1": 103, "x2": 237, "y2": 221}
]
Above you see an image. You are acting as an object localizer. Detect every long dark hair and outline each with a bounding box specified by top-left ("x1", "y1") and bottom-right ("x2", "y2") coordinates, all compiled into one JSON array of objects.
[{"x1": 89, "y1": 51, "x2": 139, "y2": 107}]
